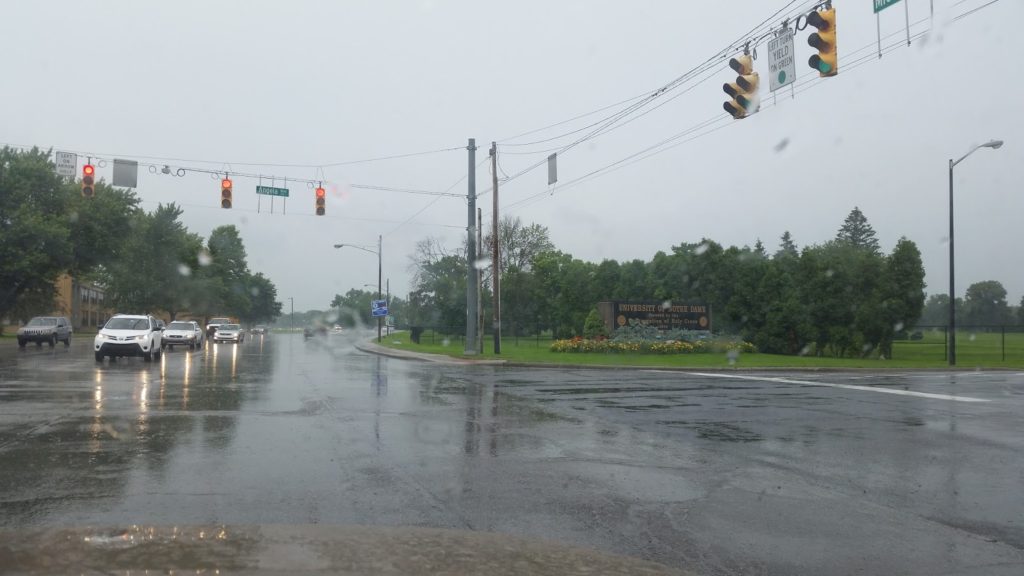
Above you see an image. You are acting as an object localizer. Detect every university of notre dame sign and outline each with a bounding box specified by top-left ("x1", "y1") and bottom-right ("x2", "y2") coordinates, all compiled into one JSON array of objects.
[{"x1": 597, "y1": 301, "x2": 712, "y2": 333}]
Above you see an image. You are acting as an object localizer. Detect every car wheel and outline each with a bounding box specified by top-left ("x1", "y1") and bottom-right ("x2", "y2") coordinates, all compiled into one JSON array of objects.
[
  {"x1": 17, "y1": 339, "x2": 26, "y2": 348},
  {"x1": 36, "y1": 340, "x2": 42, "y2": 347},
  {"x1": 95, "y1": 351, "x2": 104, "y2": 362},
  {"x1": 49, "y1": 334, "x2": 57, "y2": 347},
  {"x1": 64, "y1": 336, "x2": 71, "y2": 347},
  {"x1": 143, "y1": 350, "x2": 152, "y2": 362}
]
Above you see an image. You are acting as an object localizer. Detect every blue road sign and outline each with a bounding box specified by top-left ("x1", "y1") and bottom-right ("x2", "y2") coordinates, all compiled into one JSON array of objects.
[{"x1": 371, "y1": 299, "x2": 388, "y2": 317}]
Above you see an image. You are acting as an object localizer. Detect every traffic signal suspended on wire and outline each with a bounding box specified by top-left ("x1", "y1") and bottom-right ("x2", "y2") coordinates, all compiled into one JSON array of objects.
[
  {"x1": 315, "y1": 186, "x2": 326, "y2": 216},
  {"x1": 722, "y1": 54, "x2": 759, "y2": 119},
  {"x1": 807, "y1": 7, "x2": 837, "y2": 77},
  {"x1": 81, "y1": 164, "x2": 95, "y2": 198},
  {"x1": 221, "y1": 178, "x2": 233, "y2": 209}
]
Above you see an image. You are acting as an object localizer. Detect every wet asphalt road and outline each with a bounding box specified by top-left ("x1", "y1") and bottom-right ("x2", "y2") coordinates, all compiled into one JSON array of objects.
[{"x1": 1, "y1": 333, "x2": 1023, "y2": 575}]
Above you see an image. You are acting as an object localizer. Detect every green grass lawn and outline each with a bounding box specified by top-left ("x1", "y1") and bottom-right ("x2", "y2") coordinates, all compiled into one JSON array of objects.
[{"x1": 378, "y1": 329, "x2": 1024, "y2": 369}]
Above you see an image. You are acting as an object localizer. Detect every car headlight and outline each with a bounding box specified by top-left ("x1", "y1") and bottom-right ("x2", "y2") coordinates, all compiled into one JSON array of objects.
[{"x1": 135, "y1": 335, "x2": 148, "y2": 341}]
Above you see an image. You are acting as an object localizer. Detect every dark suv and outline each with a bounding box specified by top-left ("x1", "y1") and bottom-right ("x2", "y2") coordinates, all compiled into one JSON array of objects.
[{"x1": 17, "y1": 316, "x2": 72, "y2": 348}]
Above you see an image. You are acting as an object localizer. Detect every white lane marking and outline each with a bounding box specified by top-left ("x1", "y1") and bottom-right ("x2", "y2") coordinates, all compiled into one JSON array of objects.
[{"x1": 644, "y1": 371, "x2": 990, "y2": 403}]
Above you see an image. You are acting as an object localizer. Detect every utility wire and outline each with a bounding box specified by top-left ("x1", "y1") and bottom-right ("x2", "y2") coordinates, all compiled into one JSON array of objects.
[{"x1": 503, "y1": 0, "x2": 1001, "y2": 215}]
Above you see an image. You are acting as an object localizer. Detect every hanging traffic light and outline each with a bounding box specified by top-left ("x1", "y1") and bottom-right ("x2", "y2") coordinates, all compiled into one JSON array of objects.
[
  {"x1": 807, "y1": 7, "x2": 837, "y2": 77},
  {"x1": 81, "y1": 164, "x2": 95, "y2": 198},
  {"x1": 221, "y1": 178, "x2": 233, "y2": 209},
  {"x1": 722, "y1": 54, "x2": 759, "y2": 119},
  {"x1": 315, "y1": 186, "x2": 326, "y2": 216}
]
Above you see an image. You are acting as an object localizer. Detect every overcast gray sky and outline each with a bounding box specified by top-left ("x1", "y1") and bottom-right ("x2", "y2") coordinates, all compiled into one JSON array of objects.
[{"x1": 3, "y1": 0, "x2": 1021, "y2": 312}]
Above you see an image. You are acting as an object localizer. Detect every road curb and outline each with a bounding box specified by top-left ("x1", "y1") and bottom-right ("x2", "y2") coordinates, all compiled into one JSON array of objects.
[{"x1": 355, "y1": 341, "x2": 508, "y2": 366}]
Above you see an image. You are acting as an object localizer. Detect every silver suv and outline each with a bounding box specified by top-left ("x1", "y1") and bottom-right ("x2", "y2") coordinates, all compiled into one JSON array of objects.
[
  {"x1": 94, "y1": 314, "x2": 163, "y2": 362},
  {"x1": 17, "y1": 316, "x2": 72, "y2": 348}
]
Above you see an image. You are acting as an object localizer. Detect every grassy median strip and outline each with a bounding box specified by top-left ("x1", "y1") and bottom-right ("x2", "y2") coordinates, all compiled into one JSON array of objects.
[{"x1": 377, "y1": 330, "x2": 1024, "y2": 369}]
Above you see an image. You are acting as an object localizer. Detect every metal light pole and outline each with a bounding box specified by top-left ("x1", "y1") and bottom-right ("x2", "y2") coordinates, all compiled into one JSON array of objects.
[
  {"x1": 948, "y1": 139, "x2": 1003, "y2": 366},
  {"x1": 289, "y1": 297, "x2": 294, "y2": 331},
  {"x1": 334, "y1": 235, "x2": 383, "y2": 343}
]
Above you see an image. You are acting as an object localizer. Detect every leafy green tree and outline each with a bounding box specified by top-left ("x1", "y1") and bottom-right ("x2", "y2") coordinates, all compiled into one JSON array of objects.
[
  {"x1": 66, "y1": 182, "x2": 141, "y2": 279},
  {"x1": 962, "y1": 280, "x2": 1012, "y2": 327},
  {"x1": 206, "y1": 225, "x2": 251, "y2": 319},
  {"x1": 242, "y1": 272, "x2": 282, "y2": 325},
  {"x1": 410, "y1": 254, "x2": 466, "y2": 333},
  {"x1": 1019, "y1": 295, "x2": 1024, "y2": 326},
  {"x1": 330, "y1": 288, "x2": 375, "y2": 327},
  {"x1": 776, "y1": 231, "x2": 798, "y2": 259},
  {"x1": 582, "y1": 308, "x2": 609, "y2": 339},
  {"x1": 876, "y1": 238, "x2": 926, "y2": 356},
  {"x1": 0, "y1": 147, "x2": 72, "y2": 324},
  {"x1": 836, "y1": 206, "x2": 881, "y2": 255}
]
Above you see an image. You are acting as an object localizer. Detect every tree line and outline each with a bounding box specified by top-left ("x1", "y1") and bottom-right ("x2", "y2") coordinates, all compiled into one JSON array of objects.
[
  {"x1": 0, "y1": 147, "x2": 282, "y2": 327},
  {"x1": 404, "y1": 209, "x2": 941, "y2": 358}
]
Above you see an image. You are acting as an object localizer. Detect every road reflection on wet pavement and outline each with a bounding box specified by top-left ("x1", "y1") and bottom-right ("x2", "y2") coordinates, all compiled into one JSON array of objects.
[{"x1": 1, "y1": 333, "x2": 1023, "y2": 575}]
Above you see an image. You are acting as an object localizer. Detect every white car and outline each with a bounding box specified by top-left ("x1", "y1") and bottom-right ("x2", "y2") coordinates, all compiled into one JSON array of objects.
[
  {"x1": 162, "y1": 320, "x2": 204, "y2": 350},
  {"x1": 213, "y1": 323, "x2": 245, "y2": 343},
  {"x1": 94, "y1": 314, "x2": 163, "y2": 362}
]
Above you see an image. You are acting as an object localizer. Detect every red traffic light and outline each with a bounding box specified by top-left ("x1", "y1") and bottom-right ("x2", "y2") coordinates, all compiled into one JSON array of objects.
[
  {"x1": 221, "y1": 178, "x2": 233, "y2": 209},
  {"x1": 315, "y1": 187, "x2": 325, "y2": 198},
  {"x1": 81, "y1": 164, "x2": 96, "y2": 197}
]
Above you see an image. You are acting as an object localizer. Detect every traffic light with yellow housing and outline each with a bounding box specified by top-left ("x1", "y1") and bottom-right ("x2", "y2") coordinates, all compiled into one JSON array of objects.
[
  {"x1": 807, "y1": 7, "x2": 837, "y2": 77},
  {"x1": 221, "y1": 178, "x2": 233, "y2": 209},
  {"x1": 315, "y1": 187, "x2": 326, "y2": 216},
  {"x1": 81, "y1": 164, "x2": 95, "y2": 198},
  {"x1": 723, "y1": 54, "x2": 759, "y2": 119}
]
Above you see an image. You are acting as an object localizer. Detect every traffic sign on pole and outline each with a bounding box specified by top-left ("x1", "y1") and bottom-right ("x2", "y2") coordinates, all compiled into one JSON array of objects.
[
  {"x1": 767, "y1": 28, "x2": 796, "y2": 92},
  {"x1": 256, "y1": 185, "x2": 290, "y2": 198},
  {"x1": 55, "y1": 151, "x2": 77, "y2": 177},
  {"x1": 371, "y1": 300, "x2": 388, "y2": 317},
  {"x1": 873, "y1": 0, "x2": 902, "y2": 14}
]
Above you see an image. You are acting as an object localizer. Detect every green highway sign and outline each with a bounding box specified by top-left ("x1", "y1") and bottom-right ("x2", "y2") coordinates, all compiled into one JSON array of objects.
[
  {"x1": 873, "y1": 0, "x2": 902, "y2": 13},
  {"x1": 256, "y1": 185, "x2": 290, "y2": 198}
]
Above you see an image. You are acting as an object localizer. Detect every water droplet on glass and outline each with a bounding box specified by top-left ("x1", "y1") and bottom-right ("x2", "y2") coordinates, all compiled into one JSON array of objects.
[
  {"x1": 473, "y1": 258, "x2": 491, "y2": 270},
  {"x1": 824, "y1": 269, "x2": 835, "y2": 278},
  {"x1": 799, "y1": 345, "x2": 812, "y2": 356},
  {"x1": 177, "y1": 264, "x2": 192, "y2": 277},
  {"x1": 727, "y1": 349, "x2": 739, "y2": 365},
  {"x1": 893, "y1": 322, "x2": 904, "y2": 332},
  {"x1": 694, "y1": 243, "x2": 709, "y2": 256},
  {"x1": 325, "y1": 311, "x2": 339, "y2": 323},
  {"x1": 862, "y1": 343, "x2": 873, "y2": 353},
  {"x1": 442, "y1": 338, "x2": 451, "y2": 347},
  {"x1": 198, "y1": 251, "x2": 212, "y2": 267},
  {"x1": 250, "y1": 286, "x2": 260, "y2": 297},
  {"x1": 773, "y1": 138, "x2": 790, "y2": 152},
  {"x1": 969, "y1": 333, "x2": 976, "y2": 342},
  {"x1": 68, "y1": 211, "x2": 79, "y2": 223},
  {"x1": 661, "y1": 300, "x2": 672, "y2": 311}
]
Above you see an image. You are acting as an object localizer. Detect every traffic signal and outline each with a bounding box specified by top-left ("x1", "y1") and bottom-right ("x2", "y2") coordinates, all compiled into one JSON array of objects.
[
  {"x1": 723, "y1": 54, "x2": 759, "y2": 119},
  {"x1": 807, "y1": 7, "x2": 837, "y2": 77},
  {"x1": 81, "y1": 164, "x2": 95, "y2": 198},
  {"x1": 221, "y1": 178, "x2": 232, "y2": 209},
  {"x1": 315, "y1": 186, "x2": 326, "y2": 216}
]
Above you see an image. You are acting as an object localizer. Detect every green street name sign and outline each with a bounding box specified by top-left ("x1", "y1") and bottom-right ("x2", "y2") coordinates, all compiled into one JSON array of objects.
[
  {"x1": 873, "y1": 0, "x2": 902, "y2": 13},
  {"x1": 256, "y1": 185, "x2": 290, "y2": 198}
]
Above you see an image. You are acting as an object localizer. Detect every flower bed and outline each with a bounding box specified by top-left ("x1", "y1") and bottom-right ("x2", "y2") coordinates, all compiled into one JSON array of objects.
[{"x1": 550, "y1": 336, "x2": 756, "y2": 354}]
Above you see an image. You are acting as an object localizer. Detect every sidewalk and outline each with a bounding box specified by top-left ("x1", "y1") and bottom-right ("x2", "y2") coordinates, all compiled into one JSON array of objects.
[{"x1": 354, "y1": 340, "x2": 507, "y2": 366}]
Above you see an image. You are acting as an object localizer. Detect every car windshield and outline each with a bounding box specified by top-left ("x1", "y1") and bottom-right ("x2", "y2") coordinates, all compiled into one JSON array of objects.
[
  {"x1": 27, "y1": 318, "x2": 57, "y2": 326},
  {"x1": 4, "y1": 3, "x2": 1023, "y2": 575},
  {"x1": 104, "y1": 318, "x2": 150, "y2": 331}
]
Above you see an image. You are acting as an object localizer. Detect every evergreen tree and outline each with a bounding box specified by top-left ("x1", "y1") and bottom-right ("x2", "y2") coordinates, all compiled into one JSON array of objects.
[{"x1": 836, "y1": 207, "x2": 881, "y2": 254}]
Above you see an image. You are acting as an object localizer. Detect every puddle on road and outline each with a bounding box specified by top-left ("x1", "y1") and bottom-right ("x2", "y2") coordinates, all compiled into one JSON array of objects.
[{"x1": 656, "y1": 421, "x2": 764, "y2": 443}]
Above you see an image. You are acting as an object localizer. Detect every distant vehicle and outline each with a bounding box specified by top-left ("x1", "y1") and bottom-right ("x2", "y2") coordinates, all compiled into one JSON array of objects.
[
  {"x1": 17, "y1": 316, "x2": 72, "y2": 348},
  {"x1": 206, "y1": 317, "x2": 233, "y2": 337},
  {"x1": 251, "y1": 325, "x2": 268, "y2": 335},
  {"x1": 213, "y1": 323, "x2": 245, "y2": 343},
  {"x1": 163, "y1": 320, "x2": 204, "y2": 350},
  {"x1": 330, "y1": 325, "x2": 344, "y2": 335},
  {"x1": 94, "y1": 314, "x2": 163, "y2": 362},
  {"x1": 303, "y1": 327, "x2": 314, "y2": 340}
]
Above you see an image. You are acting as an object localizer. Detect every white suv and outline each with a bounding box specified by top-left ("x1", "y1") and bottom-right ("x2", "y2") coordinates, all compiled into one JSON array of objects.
[{"x1": 94, "y1": 314, "x2": 163, "y2": 362}]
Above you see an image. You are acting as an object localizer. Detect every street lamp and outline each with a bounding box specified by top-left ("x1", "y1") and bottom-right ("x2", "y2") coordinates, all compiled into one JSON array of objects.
[
  {"x1": 334, "y1": 234, "x2": 383, "y2": 343},
  {"x1": 948, "y1": 139, "x2": 1003, "y2": 366}
]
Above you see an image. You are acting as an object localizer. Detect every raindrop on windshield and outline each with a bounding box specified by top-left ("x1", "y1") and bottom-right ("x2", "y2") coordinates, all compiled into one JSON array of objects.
[
  {"x1": 726, "y1": 349, "x2": 739, "y2": 366},
  {"x1": 661, "y1": 300, "x2": 672, "y2": 310},
  {"x1": 177, "y1": 263, "x2": 192, "y2": 277},
  {"x1": 473, "y1": 258, "x2": 491, "y2": 270},
  {"x1": 893, "y1": 322, "x2": 904, "y2": 332},
  {"x1": 250, "y1": 286, "x2": 261, "y2": 297},
  {"x1": 694, "y1": 243, "x2": 710, "y2": 255},
  {"x1": 197, "y1": 250, "x2": 212, "y2": 267}
]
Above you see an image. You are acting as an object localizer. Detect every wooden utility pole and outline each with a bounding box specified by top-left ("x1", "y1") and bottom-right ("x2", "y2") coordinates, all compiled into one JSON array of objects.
[
  {"x1": 490, "y1": 142, "x2": 501, "y2": 354},
  {"x1": 477, "y1": 207, "x2": 483, "y2": 354},
  {"x1": 464, "y1": 139, "x2": 478, "y2": 355}
]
